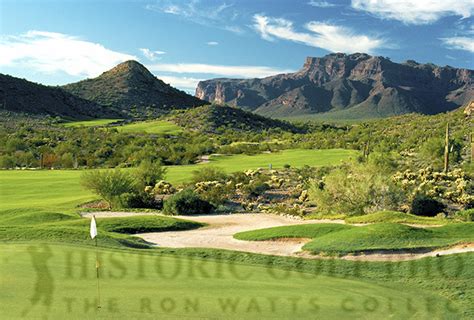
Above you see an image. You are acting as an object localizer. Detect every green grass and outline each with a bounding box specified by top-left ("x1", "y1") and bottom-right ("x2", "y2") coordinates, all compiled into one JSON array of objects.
[
  {"x1": 345, "y1": 211, "x2": 451, "y2": 225},
  {"x1": 0, "y1": 243, "x2": 466, "y2": 319},
  {"x1": 0, "y1": 209, "x2": 203, "y2": 248},
  {"x1": 234, "y1": 224, "x2": 352, "y2": 241},
  {"x1": 235, "y1": 223, "x2": 474, "y2": 255},
  {"x1": 0, "y1": 148, "x2": 355, "y2": 211},
  {"x1": 167, "y1": 148, "x2": 357, "y2": 184},
  {"x1": 117, "y1": 120, "x2": 183, "y2": 134},
  {"x1": 0, "y1": 170, "x2": 95, "y2": 212},
  {"x1": 62, "y1": 119, "x2": 122, "y2": 127}
]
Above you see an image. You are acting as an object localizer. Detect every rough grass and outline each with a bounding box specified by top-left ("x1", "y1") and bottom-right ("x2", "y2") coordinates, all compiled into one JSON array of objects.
[
  {"x1": 235, "y1": 223, "x2": 474, "y2": 255},
  {"x1": 117, "y1": 119, "x2": 183, "y2": 134},
  {"x1": 345, "y1": 211, "x2": 451, "y2": 225}
]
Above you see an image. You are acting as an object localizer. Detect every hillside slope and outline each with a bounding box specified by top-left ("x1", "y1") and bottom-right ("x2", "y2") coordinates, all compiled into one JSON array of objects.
[
  {"x1": 196, "y1": 53, "x2": 473, "y2": 118},
  {"x1": 170, "y1": 104, "x2": 302, "y2": 133},
  {"x1": 63, "y1": 60, "x2": 206, "y2": 116},
  {"x1": 0, "y1": 74, "x2": 118, "y2": 119}
]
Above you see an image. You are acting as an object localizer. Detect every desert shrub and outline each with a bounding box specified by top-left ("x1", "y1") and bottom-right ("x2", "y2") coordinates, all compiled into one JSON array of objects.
[
  {"x1": 194, "y1": 181, "x2": 233, "y2": 206},
  {"x1": 118, "y1": 192, "x2": 163, "y2": 209},
  {"x1": 454, "y1": 209, "x2": 474, "y2": 222},
  {"x1": 411, "y1": 194, "x2": 445, "y2": 217},
  {"x1": 191, "y1": 167, "x2": 227, "y2": 184},
  {"x1": 81, "y1": 169, "x2": 135, "y2": 208},
  {"x1": 163, "y1": 189, "x2": 214, "y2": 215},
  {"x1": 241, "y1": 178, "x2": 270, "y2": 198},
  {"x1": 134, "y1": 159, "x2": 166, "y2": 190},
  {"x1": 309, "y1": 163, "x2": 405, "y2": 216}
]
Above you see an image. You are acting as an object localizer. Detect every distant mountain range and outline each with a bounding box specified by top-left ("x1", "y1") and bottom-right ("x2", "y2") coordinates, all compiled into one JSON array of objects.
[
  {"x1": 0, "y1": 61, "x2": 205, "y2": 119},
  {"x1": 196, "y1": 53, "x2": 473, "y2": 118},
  {"x1": 1, "y1": 55, "x2": 472, "y2": 120}
]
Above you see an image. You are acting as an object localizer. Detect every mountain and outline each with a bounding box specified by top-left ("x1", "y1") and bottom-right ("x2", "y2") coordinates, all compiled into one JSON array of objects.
[
  {"x1": 0, "y1": 74, "x2": 118, "y2": 120},
  {"x1": 63, "y1": 60, "x2": 206, "y2": 117},
  {"x1": 170, "y1": 104, "x2": 302, "y2": 133},
  {"x1": 196, "y1": 53, "x2": 473, "y2": 118}
]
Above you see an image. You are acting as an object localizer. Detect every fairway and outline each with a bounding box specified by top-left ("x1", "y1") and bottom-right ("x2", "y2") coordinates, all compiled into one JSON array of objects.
[
  {"x1": 117, "y1": 120, "x2": 183, "y2": 134},
  {"x1": 0, "y1": 243, "x2": 458, "y2": 319},
  {"x1": 167, "y1": 148, "x2": 357, "y2": 183},
  {"x1": 62, "y1": 119, "x2": 122, "y2": 127},
  {"x1": 0, "y1": 149, "x2": 355, "y2": 211}
]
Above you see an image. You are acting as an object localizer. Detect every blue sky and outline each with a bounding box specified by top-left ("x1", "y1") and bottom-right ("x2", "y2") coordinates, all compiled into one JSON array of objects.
[{"x1": 1, "y1": 0, "x2": 473, "y2": 92}]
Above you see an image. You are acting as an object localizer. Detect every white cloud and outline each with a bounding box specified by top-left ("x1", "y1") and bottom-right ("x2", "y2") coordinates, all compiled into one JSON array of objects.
[
  {"x1": 139, "y1": 48, "x2": 166, "y2": 61},
  {"x1": 146, "y1": 1, "x2": 243, "y2": 34},
  {"x1": 253, "y1": 14, "x2": 384, "y2": 53},
  {"x1": 206, "y1": 41, "x2": 219, "y2": 46},
  {"x1": 0, "y1": 30, "x2": 136, "y2": 77},
  {"x1": 147, "y1": 62, "x2": 293, "y2": 78},
  {"x1": 441, "y1": 37, "x2": 474, "y2": 53},
  {"x1": 158, "y1": 75, "x2": 203, "y2": 90},
  {"x1": 308, "y1": 1, "x2": 336, "y2": 8},
  {"x1": 351, "y1": 0, "x2": 474, "y2": 25}
]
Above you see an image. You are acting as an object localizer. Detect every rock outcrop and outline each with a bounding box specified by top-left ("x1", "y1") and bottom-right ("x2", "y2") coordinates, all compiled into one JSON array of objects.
[{"x1": 196, "y1": 53, "x2": 473, "y2": 118}]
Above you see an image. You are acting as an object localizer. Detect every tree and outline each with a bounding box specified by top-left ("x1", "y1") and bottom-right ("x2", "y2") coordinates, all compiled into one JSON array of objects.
[
  {"x1": 309, "y1": 163, "x2": 404, "y2": 216},
  {"x1": 81, "y1": 169, "x2": 135, "y2": 208},
  {"x1": 133, "y1": 159, "x2": 166, "y2": 191}
]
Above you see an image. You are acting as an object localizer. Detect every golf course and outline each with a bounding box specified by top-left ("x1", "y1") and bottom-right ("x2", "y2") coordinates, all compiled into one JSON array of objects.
[{"x1": 1, "y1": 147, "x2": 473, "y2": 319}]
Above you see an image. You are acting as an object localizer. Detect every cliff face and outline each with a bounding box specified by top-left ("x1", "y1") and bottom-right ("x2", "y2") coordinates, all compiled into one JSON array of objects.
[{"x1": 196, "y1": 53, "x2": 473, "y2": 118}]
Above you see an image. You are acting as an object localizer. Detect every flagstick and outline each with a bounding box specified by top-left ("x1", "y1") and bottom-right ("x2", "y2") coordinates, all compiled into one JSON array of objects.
[{"x1": 93, "y1": 216, "x2": 101, "y2": 310}]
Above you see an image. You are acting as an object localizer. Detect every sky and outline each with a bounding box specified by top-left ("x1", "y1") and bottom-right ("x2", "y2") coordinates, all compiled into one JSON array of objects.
[{"x1": 0, "y1": 0, "x2": 473, "y2": 93}]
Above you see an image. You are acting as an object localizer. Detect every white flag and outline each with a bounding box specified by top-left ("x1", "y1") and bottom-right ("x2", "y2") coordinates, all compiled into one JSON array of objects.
[{"x1": 90, "y1": 215, "x2": 98, "y2": 239}]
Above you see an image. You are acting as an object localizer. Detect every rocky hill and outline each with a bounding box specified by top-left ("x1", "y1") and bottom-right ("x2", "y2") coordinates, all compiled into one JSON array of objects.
[
  {"x1": 63, "y1": 60, "x2": 206, "y2": 117},
  {"x1": 0, "y1": 74, "x2": 118, "y2": 120},
  {"x1": 170, "y1": 104, "x2": 302, "y2": 134},
  {"x1": 196, "y1": 53, "x2": 473, "y2": 118}
]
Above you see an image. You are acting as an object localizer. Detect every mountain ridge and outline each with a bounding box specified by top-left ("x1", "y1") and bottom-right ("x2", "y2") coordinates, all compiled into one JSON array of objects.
[
  {"x1": 63, "y1": 60, "x2": 206, "y2": 117},
  {"x1": 195, "y1": 53, "x2": 473, "y2": 118},
  {"x1": 0, "y1": 74, "x2": 119, "y2": 120}
]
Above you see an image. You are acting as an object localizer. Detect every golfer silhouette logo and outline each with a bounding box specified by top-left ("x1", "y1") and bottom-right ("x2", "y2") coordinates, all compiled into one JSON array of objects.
[{"x1": 21, "y1": 244, "x2": 54, "y2": 317}]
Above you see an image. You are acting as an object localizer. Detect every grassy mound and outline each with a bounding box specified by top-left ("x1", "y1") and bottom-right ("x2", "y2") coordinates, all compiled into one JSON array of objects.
[
  {"x1": 0, "y1": 208, "x2": 203, "y2": 248},
  {"x1": 234, "y1": 223, "x2": 351, "y2": 241},
  {"x1": 235, "y1": 223, "x2": 474, "y2": 256},
  {"x1": 345, "y1": 211, "x2": 449, "y2": 225},
  {"x1": 60, "y1": 215, "x2": 204, "y2": 234}
]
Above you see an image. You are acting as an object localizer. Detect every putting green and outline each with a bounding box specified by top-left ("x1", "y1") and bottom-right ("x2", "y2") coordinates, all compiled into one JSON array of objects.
[{"x1": 0, "y1": 243, "x2": 458, "y2": 319}]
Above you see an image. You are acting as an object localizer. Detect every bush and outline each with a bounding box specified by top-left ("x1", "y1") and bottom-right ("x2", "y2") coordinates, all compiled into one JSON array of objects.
[
  {"x1": 241, "y1": 178, "x2": 270, "y2": 198},
  {"x1": 118, "y1": 192, "x2": 163, "y2": 209},
  {"x1": 134, "y1": 160, "x2": 166, "y2": 190},
  {"x1": 309, "y1": 163, "x2": 405, "y2": 216},
  {"x1": 163, "y1": 189, "x2": 214, "y2": 215},
  {"x1": 191, "y1": 167, "x2": 227, "y2": 184},
  {"x1": 81, "y1": 169, "x2": 136, "y2": 208},
  {"x1": 194, "y1": 181, "x2": 232, "y2": 206},
  {"x1": 454, "y1": 209, "x2": 474, "y2": 222},
  {"x1": 411, "y1": 194, "x2": 445, "y2": 217}
]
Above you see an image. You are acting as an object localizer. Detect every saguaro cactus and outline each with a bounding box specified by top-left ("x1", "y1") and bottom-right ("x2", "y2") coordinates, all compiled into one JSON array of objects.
[{"x1": 444, "y1": 122, "x2": 449, "y2": 173}]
